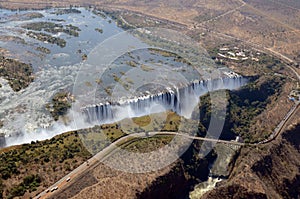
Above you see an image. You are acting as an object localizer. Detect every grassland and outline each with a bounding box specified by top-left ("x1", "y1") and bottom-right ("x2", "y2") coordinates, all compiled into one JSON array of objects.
[{"x1": 79, "y1": 111, "x2": 203, "y2": 155}]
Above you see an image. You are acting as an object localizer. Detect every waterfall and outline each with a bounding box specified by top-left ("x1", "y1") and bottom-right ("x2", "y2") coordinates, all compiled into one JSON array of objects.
[
  {"x1": 0, "y1": 133, "x2": 5, "y2": 148},
  {"x1": 82, "y1": 76, "x2": 247, "y2": 124},
  {"x1": 1, "y1": 76, "x2": 247, "y2": 148}
]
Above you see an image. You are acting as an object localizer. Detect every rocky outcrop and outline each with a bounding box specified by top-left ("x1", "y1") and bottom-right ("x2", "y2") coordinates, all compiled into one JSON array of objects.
[
  {"x1": 136, "y1": 141, "x2": 216, "y2": 199},
  {"x1": 210, "y1": 144, "x2": 241, "y2": 178},
  {"x1": 136, "y1": 163, "x2": 190, "y2": 199},
  {"x1": 189, "y1": 143, "x2": 241, "y2": 199},
  {"x1": 202, "y1": 124, "x2": 300, "y2": 199}
]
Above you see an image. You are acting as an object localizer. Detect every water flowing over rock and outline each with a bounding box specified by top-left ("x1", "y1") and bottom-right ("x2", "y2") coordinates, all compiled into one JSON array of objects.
[
  {"x1": 0, "y1": 133, "x2": 5, "y2": 148},
  {"x1": 82, "y1": 76, "x2": 248, "y2": 124}
]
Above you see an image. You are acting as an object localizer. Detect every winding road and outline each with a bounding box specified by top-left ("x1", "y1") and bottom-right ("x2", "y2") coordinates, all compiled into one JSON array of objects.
[
  {"x1": 35, "y1": 96, "x2": 299, "y2": 199},
  {"x1": 35, "y1": 131, "x2": 246, "y2": 199},
  {"x1": 36, "y1": 70, "x2": 300, "y2": 197},
  {"x1": 4, "y1": 1, "x2": 296, "y2": 198},
  {"x1": 36, "y1": 44, "x2": 300, "y2": 198}
]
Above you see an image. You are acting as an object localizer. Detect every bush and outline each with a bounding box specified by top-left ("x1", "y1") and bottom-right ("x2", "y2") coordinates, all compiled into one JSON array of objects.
[{"x1": 8, "y1": 174, "x2": 41, "y2": 198}]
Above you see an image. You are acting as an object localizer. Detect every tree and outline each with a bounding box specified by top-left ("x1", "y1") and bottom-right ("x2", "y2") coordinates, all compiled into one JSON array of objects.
[{"x1": 0, "y1": 179, "x2": 3, "y2": 199}]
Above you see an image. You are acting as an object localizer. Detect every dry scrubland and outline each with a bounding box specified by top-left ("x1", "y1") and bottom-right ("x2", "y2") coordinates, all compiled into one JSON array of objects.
[
  {"x1": 0, "y1": 132, "x2": 91, "y2": 199},
  {"x1": 49, "y1": 137, "x2": 183, "y2": 199},
  {"x1": 52, "y1": 162, "x2": 176, "y2": 199},
  {"x1": 202, "y1": 122, "x2": 300, "y2": 199},
  {"x1": 1, "y1": 0, "x2": 299, "y2": 61},
  {"x1": 0, "y1": 112, "x2": 201, "y2": 198},
  {"x1": 0, "y1": 0, "x2": 300, "y2": 198}
]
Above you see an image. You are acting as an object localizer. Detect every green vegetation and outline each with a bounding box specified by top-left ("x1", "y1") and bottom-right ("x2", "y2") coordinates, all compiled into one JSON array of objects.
[
  {"x1": 149, "y1": 48, "x2": 177, "y2": 58},
  {"x1": 81, "y1": 54, "x2": 87, "y2": 61},
  {"x1": 197, "y1": 76, "x2": 285, "y2": 143},
  {"x1": 51, "y1": 18, "x2": 66, "y2": 22},
  {"x1": 0, "y1": 131, "x2": 91, "y2": 198},
  {"x1": 95, "y1": 28, "x2": 103, "y2": 34},
  {"x1": 0, "y1": 56, "x2": 34, "y2": 92},
  {"x1": 46, "y1": 91, "x2": 74, "y2": 121},
  {"x1": 80, "y1": 111, "x2": 201, "y2": 155},
  {"x1": 0, "y1": 36, "x2": 26, "y2": 45},
  {"x1": 79, "y1": 124, "x2": 126, "y2": 154},
  {"x1": 241, "y1": 54, "x2": 283, "y2": 74},
  {"x1": 103, "y1": 10, "x2": 134, "y2": 30},
  {"x1": 21, "y1": 12, "x2": 44, "y2": 20},
  {"x1": 82, "y1": 54, "x2": 88, "y2": 61},
  {"x1": 113, "y1": 74, "x2": 120, "y2": 83},
  {"x1": 22, "y1": 21, "x2": 62, "y2": 31},
  {"x1": 120, "y1": 111, "x2": 203, "y2": 136},
  {"x1": 92, "y1": 10, "x2": 107, "y2": 19},
  {"x1": 141, "y1": 64, "x2": 154, "y2": 71},
  {"x1": 66, "y1": 24, "x2": 81, "y2": 32},
  {"x1": 95, "y1": 78, "x2": 102, "y2": 84},
  {"x1": 36, "y1": 46, "x2": 51, "y2": 54},
  {"x1": 8, "y1": 174, "x2": 41, "y2": 199},
  {"x1": 137, "y1": 139, "x2": 217, "y2": 199},
  {"x1": 27, "y1": 12, "x2": 44, "y2": 19},
  {"x1": 22, "y1": 18, "x2": 81, "y2": 46},
  {"x1": 27, "y1": 31, "x2": 66, "y2": 48},
  {"x1": 0, "y1": 110, "x2": 204, "y2": 198},
  {"x1": 52, "y1": 8, "x2": 81, "y2": 15},
  {"x1": 119, "y1": 112, "x2": 183, "y2": 134},
  {"x1": 109, "y1": 73, "x2": 132, "y2": 90},
  {"x1": 125, "y1": 77, "x2": 134, "y2": 84},
  {"x1": 0, "y1": 179, "x2": 3, "y2": 199},
  {"x1": 132, "y1": 115, "x2": 152, "y2": 127},
  {"x1": 23, "y1": 22, "x2": 80, "y2": 37},
  {"x1": 104, "y1": 86, "x2": 112, "y2": 96},
  {"x1": 207, "y1": 45, "x2": 285, "y2": 76},
  {"x1": 228, "y1": 77, "x2": 284, "y2": 142},
  {"x1": 120, "y1": 135, "x2": 174, "y2": 153},
  {"x1": 126, "y1": 60, "x2": 138, "y2": 67}
]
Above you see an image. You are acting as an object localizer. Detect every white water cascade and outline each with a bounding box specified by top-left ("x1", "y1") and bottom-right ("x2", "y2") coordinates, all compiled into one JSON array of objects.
[{"x1": 82, "y1": 76, "x2": 247, "y2": 124}]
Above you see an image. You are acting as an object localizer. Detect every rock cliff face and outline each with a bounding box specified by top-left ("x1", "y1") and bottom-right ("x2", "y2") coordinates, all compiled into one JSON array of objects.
[
  {"x1": 82, "y1": 77, "x2": 247, "y2": 124},
  {"x1": 136, "y1": 141, "x2": 216, "y2": 199},
  {"x1": 202, "y1": 124, "x2": 300, "y2": 199},
  {"x1": 49, "y1": 138, "x2": 216, "y2": 199},
  {"x1": 136, "y1": 163, "x2": 190, "y2": 199}
]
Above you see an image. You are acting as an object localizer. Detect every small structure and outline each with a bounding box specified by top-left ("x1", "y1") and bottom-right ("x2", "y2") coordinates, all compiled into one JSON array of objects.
[
  {"x1": 236, "y1": 51, "x2": 246, "y2": 57},
  {"x1": 235, "y1": 136, "x2": 243, "y2": 143},
  {"x1": 289, "y1": 97, "x2": 295, "y2": 102},
  {"x1": 50, "y1": 186, "x2": 58, "y2": 192},
  {"x1": 227, "y1": 52, "x2": 236, "y2": 57},
  {"x1": 220, "y1": 47, "x2": 229, "y2": 51},
  {"x1": 289, "y1": 85, "x2": 300, "y2": 102}
]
